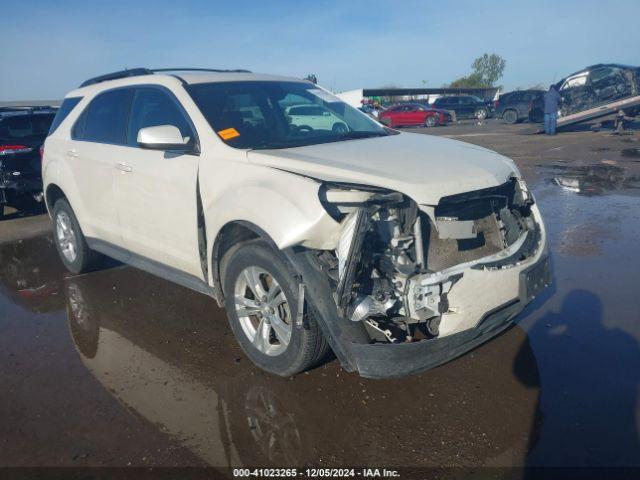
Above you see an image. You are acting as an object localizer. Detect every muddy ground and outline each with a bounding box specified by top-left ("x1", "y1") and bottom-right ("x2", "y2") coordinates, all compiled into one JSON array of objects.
[{"x1": 1, "y1": 119, "x2": 639, "y2": 477}]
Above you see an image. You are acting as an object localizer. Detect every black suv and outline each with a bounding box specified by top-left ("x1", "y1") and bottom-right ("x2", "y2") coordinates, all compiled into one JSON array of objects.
[
  {"x1": 0, "y1": 107, "x2": 56, "y2": 218},
  {"x1": 432, "y1": 95, "x2": 491, "y2": 120},
  {"x1": 494, "y1": 90, "x2": 544, "y2": 124}
]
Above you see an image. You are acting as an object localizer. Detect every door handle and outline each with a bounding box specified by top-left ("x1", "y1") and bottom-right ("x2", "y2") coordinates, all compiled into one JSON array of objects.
[
  {"x1": 67, "y1": 149, "x2": 79, "y2": 158},
  {"x1": 115, "y1": 163, "x2": 133, "y2": 173}
]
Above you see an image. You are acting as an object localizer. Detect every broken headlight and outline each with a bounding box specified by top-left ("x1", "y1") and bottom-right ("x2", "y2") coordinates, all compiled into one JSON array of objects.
[{"x1": 318, "y1": 182, "x2": 402, "y2": 221}]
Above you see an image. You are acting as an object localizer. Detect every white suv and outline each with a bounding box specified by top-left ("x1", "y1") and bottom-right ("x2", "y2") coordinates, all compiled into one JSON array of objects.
[{"x1": 42, "y1": 68, "x2": 551, "y2": 378}]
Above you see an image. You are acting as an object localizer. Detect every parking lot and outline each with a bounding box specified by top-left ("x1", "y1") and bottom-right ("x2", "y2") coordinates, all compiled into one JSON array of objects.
[{"x1": 1, "y1": 119, "x2": 639, "y2": 474}]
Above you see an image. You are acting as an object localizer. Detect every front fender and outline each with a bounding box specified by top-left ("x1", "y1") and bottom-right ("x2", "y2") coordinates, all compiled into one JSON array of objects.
[{"x1": 201, "y1": 165, "x2": 341, "y2": 285}]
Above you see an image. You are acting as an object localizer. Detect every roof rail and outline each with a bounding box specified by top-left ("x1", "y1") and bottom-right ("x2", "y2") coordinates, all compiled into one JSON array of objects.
[
  {"x1": 79, "y1": 68, "x2": 153, "y2": 88},
  {"x1": 151, "y1": 68, "x2": 252, "y2": 73},
  {"x1": 79, "y1": 67, "x2": 252, "y2": 88}
]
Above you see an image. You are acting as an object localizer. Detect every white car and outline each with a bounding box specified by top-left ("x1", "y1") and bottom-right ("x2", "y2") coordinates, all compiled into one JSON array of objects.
[
  {"x1": 285, "y1": 104, "x2": 348, "y2": 133},
  {"x1": 42, "y1": 68, "x2": 551, "y2": 378}
]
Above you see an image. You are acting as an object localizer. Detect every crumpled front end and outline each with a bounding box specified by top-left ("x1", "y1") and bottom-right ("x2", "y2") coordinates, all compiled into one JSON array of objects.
[{"x1": 312, "y1": 177, "x2": 551, "y2": 377}]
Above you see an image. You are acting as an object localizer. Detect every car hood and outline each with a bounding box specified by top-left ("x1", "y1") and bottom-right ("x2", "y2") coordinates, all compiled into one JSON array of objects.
[{"x1": 247, "y1": 132, "x2": 518, "y2": 205}]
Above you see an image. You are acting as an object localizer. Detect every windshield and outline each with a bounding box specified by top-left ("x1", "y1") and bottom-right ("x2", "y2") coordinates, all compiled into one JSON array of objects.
[{"x1": 186, "y1": 81, "x2": 391, "y2": 149}]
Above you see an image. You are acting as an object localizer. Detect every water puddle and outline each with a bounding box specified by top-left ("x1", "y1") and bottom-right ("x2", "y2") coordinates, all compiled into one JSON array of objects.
[{"x1": 540, "y1": 163, "x2": 640, "y2": 195}]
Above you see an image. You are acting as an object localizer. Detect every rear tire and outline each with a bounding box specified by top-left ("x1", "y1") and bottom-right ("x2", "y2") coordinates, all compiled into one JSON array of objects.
[
  {"x1": 222, "y1": 240, "x2": 329, "y2": 376},
  {"x1": 503, "y1": 109, "x2": 518, "y2": 124},
  {"x1": 52, "y1": 199, "x2": 104, "y2": 274}
]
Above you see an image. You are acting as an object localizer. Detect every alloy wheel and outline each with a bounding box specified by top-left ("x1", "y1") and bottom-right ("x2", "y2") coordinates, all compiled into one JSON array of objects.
[
  {"x1": 56, "y1": 211, "x2": 78, "y2": 263},
  {"x1": 234, "y1": 266, "x2": 292, "y2": 356}
]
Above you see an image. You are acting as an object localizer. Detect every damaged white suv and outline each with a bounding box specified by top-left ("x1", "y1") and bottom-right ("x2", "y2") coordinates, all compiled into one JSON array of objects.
[{"x1": 43, "y1": 68, "x2": 551, "y2": 378}]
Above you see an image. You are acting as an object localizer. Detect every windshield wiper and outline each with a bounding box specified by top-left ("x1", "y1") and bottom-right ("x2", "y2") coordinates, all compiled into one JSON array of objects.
[{"x1": 338, "y1": 131, "x2": 388, "y2": 139}]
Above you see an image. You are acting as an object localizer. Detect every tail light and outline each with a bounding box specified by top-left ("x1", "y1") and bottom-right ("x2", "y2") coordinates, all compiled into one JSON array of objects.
[
  {"x1": 39, "y1": 145, "x2": 45, "y2": 161},
  {"x1": 0, "y1": 145, "x2": 32, "y2": 156},
  {"x1": 494, "y1": 100, "x2": 499, "y2": 109}
]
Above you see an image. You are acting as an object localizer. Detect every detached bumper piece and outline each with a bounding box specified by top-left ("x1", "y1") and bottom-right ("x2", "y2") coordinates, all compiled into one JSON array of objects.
[{"x1": 348, "y1": 256, "x2": 551, "y2": 379}]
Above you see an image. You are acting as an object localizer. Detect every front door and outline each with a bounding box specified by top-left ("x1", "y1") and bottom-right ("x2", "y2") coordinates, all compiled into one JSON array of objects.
[
  {"x1": 114, "y1": 86, "x2": 202, "y2": 278},
  {"x1": 404, "y1": 106, "x2": 425, "y2": 125}
]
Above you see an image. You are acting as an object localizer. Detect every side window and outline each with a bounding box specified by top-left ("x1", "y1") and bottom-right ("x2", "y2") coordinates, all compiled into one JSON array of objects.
[
  {"x1": 459, "y1": 97, "x2": 471, "y2": 105},
  {"x1": 127, "y1": 88, "x2": 194, "y2": 146},
  {"x1": 561, "y1": 72, "x2": 588, "y2": 90},
  {"x1": 81, "y1": 89, "x2": 132, "y2": 144},
  {"x1": 589, "y1": 68, "x2": 613, "y2": 84},
  {"x1": 48, "y1": 97, "x2": 82, "y2": 135}
]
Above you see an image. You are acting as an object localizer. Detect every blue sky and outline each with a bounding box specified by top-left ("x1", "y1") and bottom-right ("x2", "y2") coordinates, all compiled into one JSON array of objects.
[{"x1": 2, "y1": 0, "x2": 639, "y2": 100}]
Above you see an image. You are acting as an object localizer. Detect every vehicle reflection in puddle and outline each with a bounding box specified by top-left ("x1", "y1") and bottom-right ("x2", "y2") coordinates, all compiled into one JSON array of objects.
[
  {"x1": 0, "y1": 235, "x2": 65, "y2": 314},
  {"x1": 544, "y1": 163, "x2": 640, "y2": 195},
  {"x1": 62, "y1": 266, "x2": 542, "y2": 469}
]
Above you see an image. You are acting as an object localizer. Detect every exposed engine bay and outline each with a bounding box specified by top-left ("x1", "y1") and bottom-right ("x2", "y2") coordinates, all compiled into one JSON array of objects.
[{"x1": 318, "y1": 178, "x2": 541, "y2": 344}]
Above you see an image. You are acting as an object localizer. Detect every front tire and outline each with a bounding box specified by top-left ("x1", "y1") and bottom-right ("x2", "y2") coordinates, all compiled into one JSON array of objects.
[
  {"x1": 475, "y1": 108, "x2": 488, "y2": 120},
  {"x1": 52, "y1": 199, "x2": 104, "y2": 274},
  {"x1": 222, "y1": 240, "x2": 329, "y2": 376},
  {"x1": 332, "y1": 122, "x2": 348, "y2": 134},
  {"x1": 425, "y1": 115, "x2": 438, "y2": 127}
]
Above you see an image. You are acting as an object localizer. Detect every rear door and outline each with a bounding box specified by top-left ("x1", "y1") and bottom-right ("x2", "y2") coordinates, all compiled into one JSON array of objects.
[
  {"x1": 68, "y1": 88, "x2": 132, "y2": 244},
  {"x1": 114, "y1": 85, "x2": 202, "y2": 277}
]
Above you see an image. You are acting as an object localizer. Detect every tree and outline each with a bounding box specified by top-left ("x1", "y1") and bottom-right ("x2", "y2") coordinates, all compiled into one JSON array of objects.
[
  {"x1": 448, "y1": 72, "x2": 484, "y2": 88},
  {"x1": 448, "y1": 53, "x2": 506, "y2": 88},
  {"x1": 472, "y1": 53, "x2": 506, "y2": 87}
]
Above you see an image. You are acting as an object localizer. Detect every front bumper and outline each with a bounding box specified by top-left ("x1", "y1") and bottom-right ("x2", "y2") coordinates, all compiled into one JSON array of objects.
[{"x1": 347, "y1": 255, "x2": 552, "y2": 379}]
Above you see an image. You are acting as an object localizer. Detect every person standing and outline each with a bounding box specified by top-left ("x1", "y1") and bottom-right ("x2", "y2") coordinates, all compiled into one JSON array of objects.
[{"x1": 544, "y1": 84, "x2": 561, "y2": 135}]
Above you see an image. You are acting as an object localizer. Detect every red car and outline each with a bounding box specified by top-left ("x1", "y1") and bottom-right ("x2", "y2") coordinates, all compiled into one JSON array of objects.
[{"x1": 379, "y1": 103, "x2": 449, "y2": 128}]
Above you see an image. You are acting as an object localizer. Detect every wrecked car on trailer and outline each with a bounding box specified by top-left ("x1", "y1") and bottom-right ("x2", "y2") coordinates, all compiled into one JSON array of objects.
[
  {"x1": 530, "y1": 64, "x2": 640, "y2": 128},
  {"x1": 43, "y1": 71, "x2": 551, "y2": 379}
]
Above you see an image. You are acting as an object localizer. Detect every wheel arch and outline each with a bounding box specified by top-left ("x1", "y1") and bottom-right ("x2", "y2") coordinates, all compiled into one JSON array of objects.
[
  {"x1": 45, "y1": 183, "x2": 67, "y2": 215},
  {"x1": 210, "y1": 220, "x2": 279, "y2": 304},
  {"x1": 504, "y1": 106, "x2": 520, "y2": 116}
]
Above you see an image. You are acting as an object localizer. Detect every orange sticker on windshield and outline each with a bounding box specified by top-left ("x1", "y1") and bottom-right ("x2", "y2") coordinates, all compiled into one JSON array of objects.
[{"x1": 218, "y1": 128, "x2": 240, "y2": 140}]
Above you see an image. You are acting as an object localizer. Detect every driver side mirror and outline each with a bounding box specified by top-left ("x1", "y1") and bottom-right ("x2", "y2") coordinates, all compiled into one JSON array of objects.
[{"x1": 137, "y1": 125, "x2": 192, "y2": 151}]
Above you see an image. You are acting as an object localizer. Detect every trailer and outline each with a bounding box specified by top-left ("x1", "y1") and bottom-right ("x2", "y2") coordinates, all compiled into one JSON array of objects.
[{"x1": 556, "y1": 94, "x2": 640, "y2": 129}]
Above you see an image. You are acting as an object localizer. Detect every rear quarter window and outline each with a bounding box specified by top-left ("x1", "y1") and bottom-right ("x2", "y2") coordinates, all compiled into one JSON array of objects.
[{"x1": 48, "y1": 97, "x2": 82, "y2": 135}]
